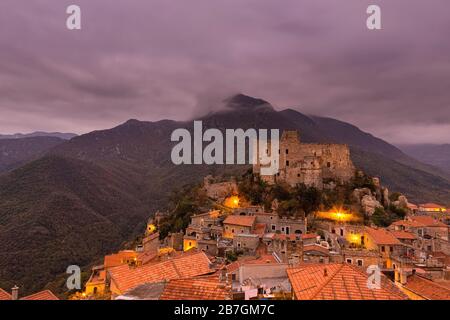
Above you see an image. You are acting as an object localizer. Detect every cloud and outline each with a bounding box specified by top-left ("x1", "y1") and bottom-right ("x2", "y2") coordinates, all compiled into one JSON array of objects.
[{"x1": 0, "y1": 0, "x2": 449, "y2": 144}]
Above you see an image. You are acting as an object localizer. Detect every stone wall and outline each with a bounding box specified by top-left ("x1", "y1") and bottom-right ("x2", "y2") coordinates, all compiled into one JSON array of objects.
[{"x1": 254, "y1": 130, "x2": 355, "y2": 189}]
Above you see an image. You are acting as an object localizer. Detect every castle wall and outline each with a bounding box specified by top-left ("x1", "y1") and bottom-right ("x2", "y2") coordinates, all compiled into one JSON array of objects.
[{"x1": 254, "y1": 131, "x2": 355, "y2": 188}]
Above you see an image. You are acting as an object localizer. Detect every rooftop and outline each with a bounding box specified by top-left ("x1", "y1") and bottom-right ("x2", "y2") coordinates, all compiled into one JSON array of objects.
[
  {"x1": 160, "y1": 275, "x2": 230, "y2": 300},
  {"x1": 223, "y1": 215, "x2": 256, "y2": 227},
  {"x1": 287, "y1": 264, "x2": 407, "y2": 300},
  {"x1": 108, "y1": 252, "x2": 214, "y2": 293},
  {"x1": 365, "y1": 227, "x2": 402, "y2": 245},
  {"x1": 404, "y1": 274, "x2": 450, "y2": 300}
]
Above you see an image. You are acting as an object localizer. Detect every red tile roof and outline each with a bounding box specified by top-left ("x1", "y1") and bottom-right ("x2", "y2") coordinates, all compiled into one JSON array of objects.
[
  {"x1": 0, "y1": 288, "x2": 11, "y2": 300},
  {"x1": 287, "y1": 264, "x2": 407, "y2": 300},
  {"x1": 302, "y1": 233, "x2": 318, "y2": 240},
  {"x1": 104, "y1": 250, "x2": 138, "y2": 269},
  {"x1": 160, "y1": 275, "x2": 230, "y2": 300},
  {"x1": 410, "y1": 216, "x2": 447, "y2": 227},
  {"x1": 389, "y1": 230, "x2": 417, "y2": 240},
  {"x1": 21, "y1": 290, "x2": 59, "y2": 300},
  {"x1": 365, "y1": 227, "x2": 402, "y2": 245},
  {"x1": 404, "y1": 274, "x2": 450, "y2": 300},
  {"x1": 109, "y1": 252, "x2": 214, "y2": 293},
  {"x1": 253, "y1": 223, "x2": 266, "y2": 238},
  {"x1": 223, "y1": 215, "x2": 256, "y2": 227},
  {"x1": 303, "y1": 244, "x2": 330, "y2": 255},
  {"x1": 419, "y1": 203, "x2": 446, "y2": 209}
]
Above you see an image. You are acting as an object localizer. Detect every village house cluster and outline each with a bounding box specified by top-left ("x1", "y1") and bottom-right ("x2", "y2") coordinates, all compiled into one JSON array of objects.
[{"x1": 77, "y1": 132, "x2": 450, "y2": 300}]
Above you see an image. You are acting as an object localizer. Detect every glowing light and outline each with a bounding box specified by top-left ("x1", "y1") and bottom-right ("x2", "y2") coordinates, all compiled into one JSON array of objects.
[
  {"x1": 315, "y1": 207, "x2": 361, "y2": 223},
  {"x1": 224, "y1": 195, "x2": 240, "y2": 208},
  {"x1": 147, "y1": 223, "x2": 156, "y2": 234},
  {"x1": 349, "y1": 234, "x2": 360, "y2": 243}
]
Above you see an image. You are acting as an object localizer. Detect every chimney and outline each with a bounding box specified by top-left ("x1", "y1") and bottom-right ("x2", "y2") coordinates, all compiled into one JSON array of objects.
[
  {"x1": 11, "y1": 285, "x2": 19, "y2": 300},
  {"x1": 323, "y1": 268, "x2": 328, "y2": 277}
]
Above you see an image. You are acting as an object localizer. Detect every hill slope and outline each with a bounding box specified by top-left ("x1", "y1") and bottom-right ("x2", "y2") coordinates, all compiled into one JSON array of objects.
[
  {"x1": 0, "y1": 137, "x2": 65, "y2": 173},
  {"x1": 398, "y1": 144, "x2": 450, "y2": 174}
]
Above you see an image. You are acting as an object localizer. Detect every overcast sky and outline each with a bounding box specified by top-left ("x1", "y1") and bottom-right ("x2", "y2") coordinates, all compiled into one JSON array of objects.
[{"x1": 0, "y1": 0, "x2": 449, "y2": 144}]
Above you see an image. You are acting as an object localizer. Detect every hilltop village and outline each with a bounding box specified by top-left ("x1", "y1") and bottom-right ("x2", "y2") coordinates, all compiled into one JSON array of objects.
[{"x1": 11, "y1": 130, "x2": 446, "y2": 301}]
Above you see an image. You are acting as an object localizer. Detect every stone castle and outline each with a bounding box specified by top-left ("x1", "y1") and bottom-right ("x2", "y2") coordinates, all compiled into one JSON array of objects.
[{"x1": 253, "y1": 131, "x2": 355, "y2": 189}]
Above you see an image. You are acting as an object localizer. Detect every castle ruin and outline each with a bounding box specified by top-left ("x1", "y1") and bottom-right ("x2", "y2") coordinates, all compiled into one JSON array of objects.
[{"x1": 253, "y1": 131, "x2": 355, "y2": 189}]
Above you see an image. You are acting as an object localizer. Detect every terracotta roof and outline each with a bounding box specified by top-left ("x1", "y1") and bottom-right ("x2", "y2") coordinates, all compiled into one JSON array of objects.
[
  {"x1": 407, "y1": 203, "x2": 418, "y2": 210},
  {"x1": 104, "y1": 250, "x2": 138, "y2": 269},
  {"x1": 404, "y1": 274, "x2": 450, "y2": 300},
  {"x1": 409, "y1": 216, "x2": 447, "y2": 227},
  {"x1": 137, "y1": 251, "x2": 158, "y2": 265},
  {"x1": 109, "y1": 252, "x2": 213, "y2": 293},
  {"x1": 160, "y1": 275, "x2": 230, "y2": 300},
  {"x1": 303, "y1": 244, "x2": 330, "y2": 256},
  {"x1": 390, "y1": 230, "x2": 417, "y2": 240},
  {"x1": 419, "y1": 203, "x2": 446, "y2": 209},
  {"x1": 365, "y1": 227, "x2": 402, "y2": 245},
  {"x1": 21, "y1": 290, "x2": 59, "y2": 300},
  {"x1": 223, "y1": 215, "x2": 256, "y2": 227},
  {"x1": 0, "y1": 288, "x2": 11, "y2": 300},
  {"x1": 287, "y1": 264, "x2": 407, "y2": 300},
  {"x1": 302, "y1": 233, "x2": 318, "y2": 240},
  {"x1": 391, "y1": 220, "x2": 423, "y2": 228},
  {"x1": 244, "y1": 254, "x2": 278, "y2": 264},
  {"x1": 253, "y1": 223, "x2": 266, "y2": 238}
]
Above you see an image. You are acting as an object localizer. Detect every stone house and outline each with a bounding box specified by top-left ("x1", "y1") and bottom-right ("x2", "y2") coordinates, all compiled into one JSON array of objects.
[{"x1": 223, "y1": 215, "x2": 256, "y2": 239}]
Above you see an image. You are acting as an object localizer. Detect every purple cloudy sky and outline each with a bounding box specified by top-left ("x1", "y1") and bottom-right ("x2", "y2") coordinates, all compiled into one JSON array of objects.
[{"x1": 0, "y1": 0, "x2": 449, "y2": 144}]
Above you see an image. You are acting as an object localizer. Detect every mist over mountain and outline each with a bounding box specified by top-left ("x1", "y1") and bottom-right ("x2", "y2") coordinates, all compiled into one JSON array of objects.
[
  {"x1": 398, "y1": 144, "x2": 450, "y2": 174},
  {"x1": 0, "y1": 94, "x2": 449, "y2": 295}
]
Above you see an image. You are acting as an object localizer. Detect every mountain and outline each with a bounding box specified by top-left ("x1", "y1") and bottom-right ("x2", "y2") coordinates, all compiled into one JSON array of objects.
[
  {"x1": 0, "y1": 137, "x2": 66, "y2": 173},
  {"x1": 398, "y1": 144, "x2": 450, "y2": 174},
  {"x1": 1, "y1": 93, "x2": 449, "y2": 294},
  {"x1": 0, "y1": 132, "x2": 77, "y2": 140}
]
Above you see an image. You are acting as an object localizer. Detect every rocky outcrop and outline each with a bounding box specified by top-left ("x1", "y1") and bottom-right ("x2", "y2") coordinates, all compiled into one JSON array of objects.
[
  {"x1": 392, "y1": 195, "x2": 409, "y2": 210},
  {"x1": 361, "y1": 195, "x2": 383, "y2": 216}
]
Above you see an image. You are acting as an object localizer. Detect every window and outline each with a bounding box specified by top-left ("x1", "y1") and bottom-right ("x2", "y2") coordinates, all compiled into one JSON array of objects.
[
  {"x1": 327, "y1": 162, "x2": 331, "y2": 168},
  {"x1": 286, "y1": 160, "x2": 289, "y2": 166},
  {"x1": 340, "y1": 229, "x2": 344, "y2": 236},
  {"x1": 357, "y1": 259, "x2": 363, "y2": 267},
  {"x1": 93, "y1": 287, "x2": 98, "y2": 294},
  {"x1": 319, "y1": 257, "x2": 324, "y2": 263},
  {"x1": 389, "y1": 246, "x2": 393, "y2": 253},
  {"x1": 231, "y1": 229, "x2": 235, "y2": 233},
  {"x1": 346, "y1": 259, "x2": 352, "y2": 264},
  {"x1": 286, "y1": 149, "x2": 289, "y2": 154},
  {"x1": 381, "y1": 246, "x2": 385, "y2": 252},
  {"x1": 271, "y1": 224, "x2": 276, "y2": 231},
  {"x1": 297, "y1": 173, "x2": 300, "y2": 177}
]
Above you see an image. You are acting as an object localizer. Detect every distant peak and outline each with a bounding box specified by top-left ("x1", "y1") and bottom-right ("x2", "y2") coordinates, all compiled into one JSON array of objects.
[{"x1": 224, "y1": 93, "x2": 273, "y2": 111}]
